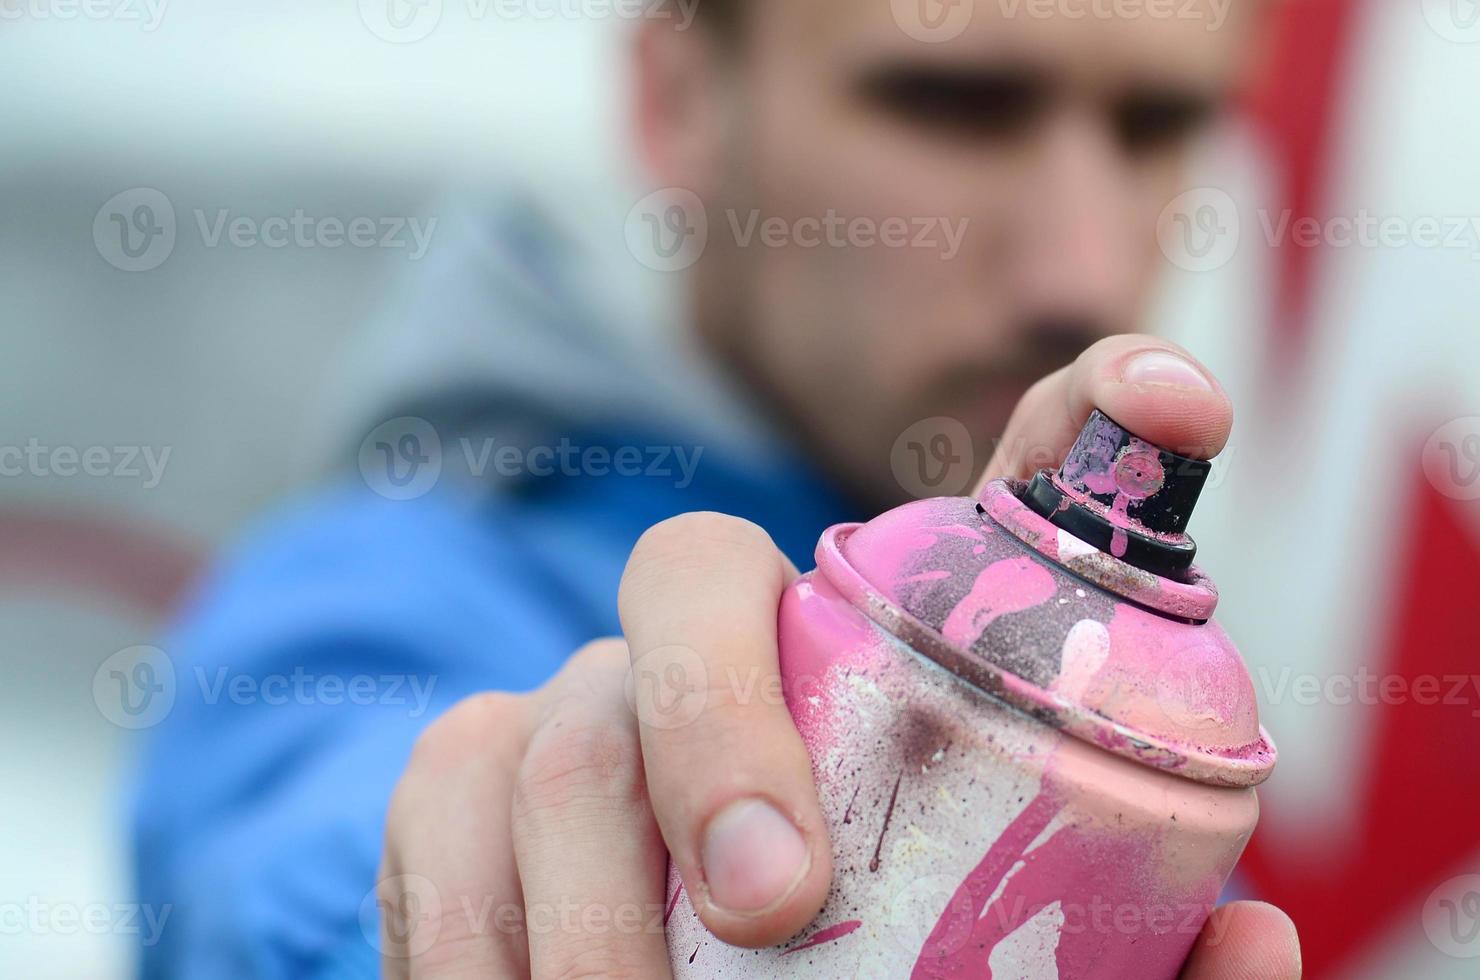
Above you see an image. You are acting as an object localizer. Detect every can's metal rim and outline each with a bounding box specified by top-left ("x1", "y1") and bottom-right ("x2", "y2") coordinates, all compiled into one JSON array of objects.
[{"x1": 816, "y1": 522, "x2": 1277, "y2": 789}]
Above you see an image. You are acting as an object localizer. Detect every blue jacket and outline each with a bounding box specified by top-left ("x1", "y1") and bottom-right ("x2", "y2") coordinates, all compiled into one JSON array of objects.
[
  {"x1": 132, "y1": 194, "x2": 857, "y2": 977},
  {"x1": 132, "y1": 427, "x2": 850, "y2": 978}
]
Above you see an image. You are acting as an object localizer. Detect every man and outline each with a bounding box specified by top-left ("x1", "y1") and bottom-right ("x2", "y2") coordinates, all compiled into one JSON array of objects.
[{"x1": 134, "y1": 0, "x2": 1301, "y2": 976}]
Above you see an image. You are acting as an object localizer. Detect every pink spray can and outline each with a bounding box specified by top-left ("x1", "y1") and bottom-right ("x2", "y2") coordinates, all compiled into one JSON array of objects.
[{"x1": 664, "y1": 411, "x2": 1276, "y2": 978}]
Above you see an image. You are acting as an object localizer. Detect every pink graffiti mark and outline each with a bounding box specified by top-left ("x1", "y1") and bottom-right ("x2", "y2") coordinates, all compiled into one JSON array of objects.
[
  {"x1": 912, "y1": 791, "x2": 1199, "y2": 979},
  {"x1": 663, "y1": 883, "x2": 684, "y2": 926},
  {"x1": 910, "y1": 791, "x2": 1064, "y2": 979},
  {"x1": 940, "y1": 556, "x2": 1058, "y2": 649},
  {"x1": 782, "y1": 919, "x2": 863, "y2": 956}
]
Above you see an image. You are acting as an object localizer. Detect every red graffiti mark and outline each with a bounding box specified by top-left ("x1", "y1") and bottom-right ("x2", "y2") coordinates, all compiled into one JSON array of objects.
[
  {"x1": 663, "y1": 883, "x2": 684, "y2": 927},
  {"x1": 0, "y1": 504, "x2": 202, "y2": 617},
  {"x1": 782, "y1": 919, "x2": 863, "y2": 956},
  {"x1": 1246, "y1": 0, "x2": 1366, "y2": 379},
  {"x1": 1242, "y1": 476, "x2": 1480, "y2": 977}
]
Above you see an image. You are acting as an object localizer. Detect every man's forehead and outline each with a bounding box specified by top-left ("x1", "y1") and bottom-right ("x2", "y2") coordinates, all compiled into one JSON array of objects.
[{"x1": 748, "y1": 0, "x2": 1253, "y2": 89}]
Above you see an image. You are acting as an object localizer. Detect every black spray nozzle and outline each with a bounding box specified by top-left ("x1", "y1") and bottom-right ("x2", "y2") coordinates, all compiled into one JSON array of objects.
[{"x1": 1022, "y1": 410, "x2": 1213, "y2": 579}]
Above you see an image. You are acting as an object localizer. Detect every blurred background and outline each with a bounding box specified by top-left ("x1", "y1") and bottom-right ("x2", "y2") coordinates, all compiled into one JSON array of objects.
[{"x1": 3, "y1": 0, "x2": 1478, "y2": 977}]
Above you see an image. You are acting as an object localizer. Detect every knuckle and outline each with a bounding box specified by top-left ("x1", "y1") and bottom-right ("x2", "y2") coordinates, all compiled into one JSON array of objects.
[
  {"x1": 410, "y1": 692, "x2": 524, "y2": 773},
  {"x1": 514, "y1": 709, "x2": 645, "y2": 821},
  {"x1": 644, "y1": 511, "x2": 772, "y2": 554},
  {"x1": 563, "y1": 637, "x2": 631, "y2": 680},
  {"x1": 623, "y1": 512, "x2": 775, "y2": 606},
  {"x1": 1019, "y1": 369, "x2": 1062, "y2": 410}
]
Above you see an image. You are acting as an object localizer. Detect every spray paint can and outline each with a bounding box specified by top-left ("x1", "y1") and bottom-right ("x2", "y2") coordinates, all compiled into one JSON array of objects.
[{"x1": 665, "y1": 411, "x2": 1276, "y2": 978}]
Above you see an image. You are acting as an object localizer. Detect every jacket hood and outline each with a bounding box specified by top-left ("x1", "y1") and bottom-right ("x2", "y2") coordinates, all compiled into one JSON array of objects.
[{"x1": 313, "y1": 179, "x2": 791, "y2": 481}]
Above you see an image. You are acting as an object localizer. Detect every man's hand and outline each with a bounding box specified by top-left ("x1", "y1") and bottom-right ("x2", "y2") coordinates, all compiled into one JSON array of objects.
[{"x1": 377, "y1": 335, "x2": 1301, "y2": 979}]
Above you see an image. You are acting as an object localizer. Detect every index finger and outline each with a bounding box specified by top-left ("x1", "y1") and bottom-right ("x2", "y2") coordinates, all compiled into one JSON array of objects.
[
  {"x1": 977, "y1": 334, "x2": 1235, "y2": 488},
  {"x1": 618, "y1": 512, "x2": 832, "y2": 950}
]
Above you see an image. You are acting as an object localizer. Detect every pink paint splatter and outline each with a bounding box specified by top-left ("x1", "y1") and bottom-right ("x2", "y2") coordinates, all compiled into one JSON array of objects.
[
  {"x1": 941, "y1": 556, "x2": 1058, "y2": 649},
  {"x1": 1050, "y1": 619, "x2": 1112, "y2": 703}
]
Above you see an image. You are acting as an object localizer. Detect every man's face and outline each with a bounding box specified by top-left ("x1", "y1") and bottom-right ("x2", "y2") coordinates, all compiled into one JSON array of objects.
[{"x1": 653, "y1": 0, "x2": 1257, "y2": 504}]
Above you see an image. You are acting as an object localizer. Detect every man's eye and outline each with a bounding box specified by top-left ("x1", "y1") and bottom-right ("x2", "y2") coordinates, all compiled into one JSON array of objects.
[
  {"x1": 857, "y1": 67, "x2": 1053, "y2": 140},
  {"x1": 1113, "y1": 93, "x2": 1217, "y2": 155}
]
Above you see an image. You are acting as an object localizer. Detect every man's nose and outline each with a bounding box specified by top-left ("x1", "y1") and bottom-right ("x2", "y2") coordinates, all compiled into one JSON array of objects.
[{"x1": 1009, "y1": 110, "x2": 1142, "y2": 332}]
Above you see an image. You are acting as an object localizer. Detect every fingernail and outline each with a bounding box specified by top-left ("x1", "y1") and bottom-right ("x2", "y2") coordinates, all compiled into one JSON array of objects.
[
  {"x1": 1123, "y1": 350, "x2": 1214, "y2": 391},
  {"x1": 701, "y1": 799, "x2": 810, "y2": 915}
]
